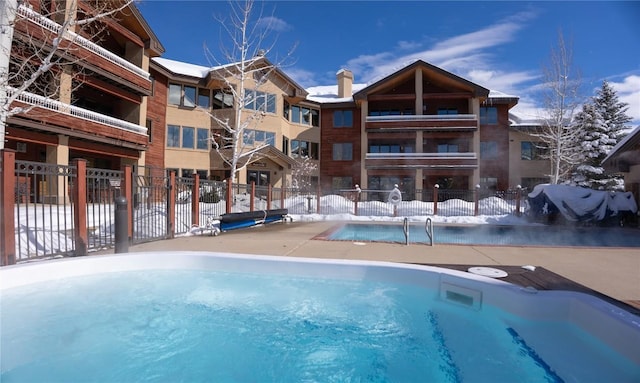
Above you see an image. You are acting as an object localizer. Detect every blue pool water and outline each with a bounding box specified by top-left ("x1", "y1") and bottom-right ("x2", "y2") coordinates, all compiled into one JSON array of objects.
[
  {"x1": 1, "y1": 266, "x2": 637, "y2": 382},
  {"x1": 327, "y1": 223, "x2": 640, "y2": 247}
]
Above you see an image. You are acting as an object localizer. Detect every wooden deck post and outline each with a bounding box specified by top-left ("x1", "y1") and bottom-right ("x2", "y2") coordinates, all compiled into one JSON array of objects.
[
  {"x1": 474, "y1": 184, "x2": 480, "y2": 216},
  {"x1": 267, "y1": 184, "x2": 272, "y2": 210},
  {"x1": 250, "y1": 181, "x2": 255, "y2": 212},
  {"x1": 168, "y1": 171, "x2": 176, "y2": 238},
  {"x1": 316, "y1": 184, "x2": 321, "y2": 214},
  {"x1": 123, "y1": 165, "x2": 133, "y2": 241},
  {"x1": 192, "y1": 173, "x2": 200, "y2": 227},
  {"x1": 1, "y1": 150, "x2": 16, "y2": 265},
  {"x1": 433, "y1": 184, "x2": 439, "y2": 216},
  {"x1": 71, "y1": 158, "x2": 88, "y2": 256}
]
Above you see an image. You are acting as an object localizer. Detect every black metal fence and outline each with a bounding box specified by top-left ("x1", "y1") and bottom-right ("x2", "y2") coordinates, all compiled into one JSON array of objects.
[
  {"x1": 14, "y1": 160, "x2": 76, "y2": 259},
  {"x1": 9, "y1": 159, "x2": 527, "y2": 262}
]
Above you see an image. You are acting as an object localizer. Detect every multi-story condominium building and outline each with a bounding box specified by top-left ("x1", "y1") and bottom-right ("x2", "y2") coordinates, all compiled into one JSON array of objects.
[
  {"x1": 150, "y1": 56, "x2": 319, "y2": 188},
  {"x1": 309, "y1": 60, "x2": 540, "y2": 196},
  {"x1": 4, "y1": 0, "x2": 164, "y2": 201}
]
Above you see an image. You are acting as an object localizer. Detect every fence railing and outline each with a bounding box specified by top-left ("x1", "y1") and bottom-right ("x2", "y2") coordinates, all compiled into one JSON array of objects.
[{"x1": 1, "y1": 152, "x2": 527, "y2": 265}]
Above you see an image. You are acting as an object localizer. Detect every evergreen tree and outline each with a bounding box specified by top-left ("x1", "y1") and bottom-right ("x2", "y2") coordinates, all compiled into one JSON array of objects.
[{"x1": 571, "y1": 81, "x2": 632, "y2": 190}]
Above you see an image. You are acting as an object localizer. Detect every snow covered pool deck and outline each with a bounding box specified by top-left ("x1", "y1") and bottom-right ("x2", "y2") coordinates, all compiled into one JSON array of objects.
[{"x1": 2, "y1": 251, "x2": 640, "y2": 373}]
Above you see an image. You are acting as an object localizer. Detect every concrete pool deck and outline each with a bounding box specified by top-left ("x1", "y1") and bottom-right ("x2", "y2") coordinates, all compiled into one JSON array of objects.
[{"x1": 116, "y1": 221, "x2": 640, "y2": 308}]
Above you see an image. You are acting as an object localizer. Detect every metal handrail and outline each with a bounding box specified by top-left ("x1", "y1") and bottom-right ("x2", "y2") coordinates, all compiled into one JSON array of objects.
[
  {"x1": 425, "y1": 217, "x2": 434, "y2": 246},
  {"x1": 403, "y1": 217, "x2": 409, "y2": 245}
]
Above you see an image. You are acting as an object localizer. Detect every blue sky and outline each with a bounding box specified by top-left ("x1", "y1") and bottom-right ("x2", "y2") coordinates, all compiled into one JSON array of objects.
[{"x1": 138, "y1": 1, "x2": 640, "y2": 124}]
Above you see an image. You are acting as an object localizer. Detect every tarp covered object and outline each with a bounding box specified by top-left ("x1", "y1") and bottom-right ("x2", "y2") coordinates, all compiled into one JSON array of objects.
[{"x1": 527, "y1": 184, "x2": 638, "y2": 223}]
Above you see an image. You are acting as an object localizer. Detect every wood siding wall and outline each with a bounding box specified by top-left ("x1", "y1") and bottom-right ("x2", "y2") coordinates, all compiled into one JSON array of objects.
[
  {"x1": 145, "y1": 69, "x2": 168, "y2": 170},
  {"x1": 320, "y1": 107, "x2": 362, "y2": 190}
]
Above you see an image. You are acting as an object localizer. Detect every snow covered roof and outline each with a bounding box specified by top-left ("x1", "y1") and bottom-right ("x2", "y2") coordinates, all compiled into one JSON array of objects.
[
  {"x1": 602, "y1": 125, "x2": 640, "y2": 168},
  {"x1": 152, "y1": 57, "x2": 216, "y2": 78},
  {"x1": 306, "y1": 84, "x2": 367, "y2": 104},
  {"x1": 509, "y1": 111, "x2": 543, "y2": 128}
]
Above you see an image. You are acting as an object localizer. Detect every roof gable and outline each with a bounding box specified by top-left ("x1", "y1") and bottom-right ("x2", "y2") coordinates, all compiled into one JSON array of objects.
[{"x1": 354, "y1": 60, "x2": 489, "y2": 101}]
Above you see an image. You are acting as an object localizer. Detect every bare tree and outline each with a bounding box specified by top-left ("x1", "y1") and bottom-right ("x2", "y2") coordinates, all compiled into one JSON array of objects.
[
  {"x1": 530, "y1": 31, "x2": 584, "y2": 184},
  {"x1": 291, "y1": 155, "x2": 318, "y2": 194},
  {"x1": 204, "y1": 0, "x2": 295, "y2": 183},
  {"x1": 0, "y1": 0, "x2": 134, "y2": 149}
]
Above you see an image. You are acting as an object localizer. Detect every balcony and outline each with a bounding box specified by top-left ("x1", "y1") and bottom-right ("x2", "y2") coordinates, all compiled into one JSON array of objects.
[
  {"x1": 15, "y1": 5, "x2": 152, "y2": 94},
  {"x1": 8, "y1": 87, "x2": 148, "y2": 147},
  {"x1": 365, "y1": 152, "x2": 478, "y2": 169},
  {"x1": 366, "y1": 114, "x2": 478, "y2": 131}
]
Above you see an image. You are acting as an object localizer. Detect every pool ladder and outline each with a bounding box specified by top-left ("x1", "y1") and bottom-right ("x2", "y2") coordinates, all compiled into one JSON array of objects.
[
  {"x1": 425, "y1": 217, "x2": 434, "y2": 246},
  {"x1": 403, "y1": 217, "x2": 434, "y2": 246},
  {"x1": 403, "y1": 217, "x2": 409, "y2": 245}
]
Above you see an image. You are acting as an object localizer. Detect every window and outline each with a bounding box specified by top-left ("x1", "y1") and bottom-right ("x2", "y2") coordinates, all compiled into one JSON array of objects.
[
  {"x1": 244, "y1": 89, "x2": 277, "y2": 113},
  {"x1": 167, "y1": 125, "x2": 180, "y2": 147},
  {"x1": 480, "y1": 177, "x2": 498, "y2": 191},
  {"x1": 198, "y1": 88, "x2": 210, "y2": 108},
  {"x1": 169, "y1": 83, "x2": 198, "y2": 108},
  {"x1": 291, "y1": 140, "x2": 319, "y2": 159},
  {"x1": 332, "y1": 143, "x2": 353, "y2": 160},
  {"x1": 521, "y1": 141, "x2": 547, "y2": 160},
  {"x1": 181, "y1": 169, "x2": 194, "y2": 178},
  {"x1": 437, "y1": 108, "x2": 458, "y2": 115},
  {"x1": 369, "y1": 143, "x2": 414, "y2": 153},
  {"x1": 291, "y1": 140, "x2": 307, "y2": 158},
  {"x1": 480, "y1": 107, "x2": 498, "y2": 124},
  {"x1": 212, "y1": 89, "x2": 233, "y2": 109},
  {"x1": 332, "y1": 177, "x2": 353, "y2": 190},
  {"x1": 291, "y1": 105, "x2": 301, "y2": 124},
  {"x1": 480, "y1": 141, "x2": 498, "y2": 159},
  {"x1": 197, "y1": 128, "x2": 209, "y2": 150},
  {"x1": 333, "y1": 110, "x2": 353, "y2": 127},
  {"x1": 267, "y1": 94, "x2": 276, "y2": 114},
  {"x1": 196, "y1": 170, "x2": 208, "y2": 179},
  {"x1": 437, "y1": 144, "x2": 458, "y2": 153},
  {"x1": 146, "y1": 118, "x2": 152, "y2": 143},
  {"x1": 183, "y1": 86, "x2": 196, "y2": 107},
  {"x1": 282, "y1": 136, "x2": 289, "y2": 155},
  {"x1": 243, "y1": 130, "x2": 255, "y2": 145},
  {"x1": 168, "y1": 84, "x2": 181, "y2": 105},
  {"x1": 266, "y1": 132, "x2": 276, "y2": 146},
  {"x1": 182, "y1": 127, "x2": 195, "y2": 149},
  {"x1": 285, "y1": 103, "x2": 319, "y2": 126},
  {"x1": 309, "y1": 142, "x2": 319, "y2": 160}
]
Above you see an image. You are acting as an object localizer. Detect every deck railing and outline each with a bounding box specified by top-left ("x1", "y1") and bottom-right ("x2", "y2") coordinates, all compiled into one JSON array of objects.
[
  {"x1": 17, "y1": 4, "x2": 151, "y2": 80},
  {"x1": 7, "y1": 87, "x2": 148, "y2": 135}
]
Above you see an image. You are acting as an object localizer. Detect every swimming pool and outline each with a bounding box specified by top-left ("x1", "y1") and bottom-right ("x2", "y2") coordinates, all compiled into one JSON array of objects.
[
  {"x1": 325, "y1": 223, "x2": 640, "y2": 247},
  {"x1": 1, "y1": 252, "x2": 639, "y2": 382}
]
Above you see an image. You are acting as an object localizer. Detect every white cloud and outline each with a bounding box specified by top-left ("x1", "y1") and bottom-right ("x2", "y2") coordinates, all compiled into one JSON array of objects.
[
  {"x1": 256, "y1": 16, "x2": 292, "y2": 32},
  {"x1": 285, "y1": 67, "x2": 319, "y2": 87},
  {"x1": 341, "y1": 10, "x2": 537, "y2": 90},
  {"x1": 397, "y1": 40, "x2": 421, "y2": 51}
]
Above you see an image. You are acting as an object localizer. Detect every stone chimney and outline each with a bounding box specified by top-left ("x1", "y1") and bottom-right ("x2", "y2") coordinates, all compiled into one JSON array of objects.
[{"x1": 336, "y1": 69, "x2": 353, "y2": 98}]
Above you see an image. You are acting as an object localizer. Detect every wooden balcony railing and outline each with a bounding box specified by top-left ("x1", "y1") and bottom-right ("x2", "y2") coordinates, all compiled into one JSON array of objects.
[
  {"x1": 366, "y1": 114, "x2": 478, "y2": 130},
  {"x1": 8, "y1": 87, "x2": 147, "y2": 136},
  {"x1": 16, "y1": 5, "x2": 150, "y2": 80}
]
